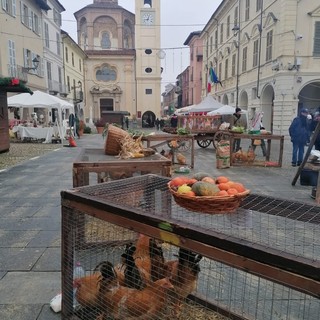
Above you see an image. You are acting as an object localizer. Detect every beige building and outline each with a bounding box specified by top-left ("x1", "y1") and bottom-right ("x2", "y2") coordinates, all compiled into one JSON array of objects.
[
  {"x1": 74, "y1": 0, "x2": 162, "y2": 127},
  {"x1": 61, "y1": 30, "x2": 86, "y2": 118},
  {"x1": 0, "y1": 0, "x2": 49, "y2": 94},
  {"x1": 202, "y1": 0, "x2": 320, "y2": 135}
]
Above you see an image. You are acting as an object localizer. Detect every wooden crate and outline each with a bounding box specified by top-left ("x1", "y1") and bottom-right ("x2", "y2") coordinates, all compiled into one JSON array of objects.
[
  {"x1": 72, "y1": 148, "x2": 172, "y2": 187},
  {"x1": 61, "y1": 175, "x2": 320, "y2": 320}
]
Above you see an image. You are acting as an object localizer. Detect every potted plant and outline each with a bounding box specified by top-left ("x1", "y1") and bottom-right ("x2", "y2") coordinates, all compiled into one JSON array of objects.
[{"x1": 94, "y1": 118, "x2": 107, "y2": 134}]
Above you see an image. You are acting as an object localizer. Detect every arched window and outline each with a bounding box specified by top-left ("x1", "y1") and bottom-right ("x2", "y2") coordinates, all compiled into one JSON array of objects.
[
  {"x1": 96, "y1": 66, "x2": 117, "y2": 81},
  {"x1": 144, "y1": 0, "x2": 152, "y2": 8},
  {"x1": 101, "y1": 32, "x2": 111, "y2": 49}
]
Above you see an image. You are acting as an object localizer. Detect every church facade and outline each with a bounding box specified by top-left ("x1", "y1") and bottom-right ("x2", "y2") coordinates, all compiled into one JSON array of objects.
[{"x1": 74, "y1": 0, "x2": 161, "y2": 127}]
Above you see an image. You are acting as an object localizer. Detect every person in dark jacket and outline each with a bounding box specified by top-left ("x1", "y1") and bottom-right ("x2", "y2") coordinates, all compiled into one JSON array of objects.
[
  {"x1": 233, "y1": 107, "x2": 242, "y2": 152},
  {"x1": 310, "y1": 110, "x2": 320, "y2": 151},
  {"x1": 289, "y1": 108, "x2": 310, "y2": 166}
]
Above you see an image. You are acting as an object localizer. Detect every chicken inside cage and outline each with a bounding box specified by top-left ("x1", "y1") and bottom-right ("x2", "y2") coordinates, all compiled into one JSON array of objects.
[
  {"x1": 69, "y1": 229, "x2": 227, "y2": 320},
  {"x1": 63, "y1": 202, "x2": 320, "y2": 320}
]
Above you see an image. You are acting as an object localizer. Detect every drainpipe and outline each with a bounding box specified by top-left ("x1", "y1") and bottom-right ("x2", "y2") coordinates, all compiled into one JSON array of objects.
[{"x1": 256, "y1": 0, "x2": 264, "y2": 99}]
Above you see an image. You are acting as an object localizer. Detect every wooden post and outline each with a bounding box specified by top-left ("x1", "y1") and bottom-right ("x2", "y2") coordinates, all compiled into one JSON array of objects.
[
  {"x1": 0, "y1": 92, "x2": 10, "y2": 152},
  {"x1": 292, "y1": 121, "x2": 320, "y2": 186}
]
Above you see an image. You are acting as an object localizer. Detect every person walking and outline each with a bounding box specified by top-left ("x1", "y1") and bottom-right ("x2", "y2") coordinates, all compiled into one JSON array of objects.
[
  {"x1": 233, "y1": 107, "x2": 242, "y2": 152},
  {"x1": 289, "y1": 108, "x2": 310, "y2": 167},
  {"x1": 74, "y1": 114, "x2": 80, "y2": 139},
  {"x1": 155, "y1": 118, "x2": 160, "y2": 130},
  {"x1": 125, "y1": 116, "x2": 129, "y2": 130}
]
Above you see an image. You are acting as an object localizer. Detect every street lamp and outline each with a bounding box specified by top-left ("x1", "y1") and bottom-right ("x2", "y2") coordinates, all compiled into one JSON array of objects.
[
  {"x1": 71, "y1": 80, "x2": 82, "y2": 90},
  {"x1": 22, "y1": 57, "x2": 40, "y2": 72}
]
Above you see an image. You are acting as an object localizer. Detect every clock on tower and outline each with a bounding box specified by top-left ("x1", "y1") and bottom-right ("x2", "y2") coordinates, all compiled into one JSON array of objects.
[
  {"x1": 141, "y1": 11, "x2": 155, "y2": 25},
  {"x1": 135, "y1": 0, "x2": 161, "y2": 122}
]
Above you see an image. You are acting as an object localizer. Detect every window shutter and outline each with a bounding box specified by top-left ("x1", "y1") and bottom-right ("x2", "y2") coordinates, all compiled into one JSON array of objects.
[
  {"x1": 23, "y1": 48, "x2": 28, "y2": 67},
  {"x1": 20, "y1": 1, "x2": 23, "y2": 22},
  {"x1": 12, "y1": 0, "x2": 16, "y2": 16},
  {"x1": 314, "y1": 22, "x2": 320, "y2": 57},
  {"x1": 28, "y1": 8, "x2": 32, "y2": 29}
]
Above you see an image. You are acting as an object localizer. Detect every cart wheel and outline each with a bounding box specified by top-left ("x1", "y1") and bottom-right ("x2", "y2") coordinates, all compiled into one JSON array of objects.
[
  {"x1": 177, "y1": 139, "x2": 192, "y2": 152},
  {"x1": 166, "y1": 139, "x2": 191, "y2": 152},
  {"x1": 196, "y1": 135, "x2": 212, "y2": 148},
  {"x1": 213, "y1": 131, "x2": 231, "y2": 149}
]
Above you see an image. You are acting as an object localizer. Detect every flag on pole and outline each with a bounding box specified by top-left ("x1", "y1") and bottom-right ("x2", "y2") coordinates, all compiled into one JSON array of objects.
[
  {"x1": 209, "y1": 67, "x2": 222, "y2": 87},
  {"x1": 207, "y1": 73, "x2": 212, "y2": 93}
]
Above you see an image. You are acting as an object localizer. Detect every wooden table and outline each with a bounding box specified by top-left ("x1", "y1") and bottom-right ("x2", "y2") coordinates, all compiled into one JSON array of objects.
[
  {"x1": 73, "y1": 148, "x2": 172, "y2": 187},
  {"x1": 142, "y1": 134, "x2": 195, "y2": 168},
  {"x1": 230, "y1": 133, "x2": 284, "y2": 167}
]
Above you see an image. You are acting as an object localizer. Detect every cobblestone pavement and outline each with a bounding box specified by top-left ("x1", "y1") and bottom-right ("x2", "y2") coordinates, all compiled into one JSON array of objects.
[{"x1": 0, "y1": 141, "x2": 60, "y2": 170}]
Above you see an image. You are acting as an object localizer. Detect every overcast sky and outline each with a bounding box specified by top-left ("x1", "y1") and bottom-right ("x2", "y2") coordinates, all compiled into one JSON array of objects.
[{"x1": 60, "y1": 0, "x2": 220, "y2": 89}]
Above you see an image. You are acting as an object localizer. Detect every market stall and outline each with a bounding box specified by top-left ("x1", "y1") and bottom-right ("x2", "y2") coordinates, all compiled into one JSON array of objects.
[
  {"x1": 8, "y1": 90, "x2": 74, "y2": 144},
  {"x1": 11, "y1": 125, "x2": 60, "y2": 143}
]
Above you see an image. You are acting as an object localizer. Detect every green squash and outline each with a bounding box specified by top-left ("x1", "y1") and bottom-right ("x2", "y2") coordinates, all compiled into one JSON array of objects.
[
  {"x1": 192, "y1": 172, "x2": 212, "y2": 181},
  {"x1": 191, "y1": 181, "x2": 220, "y2": 196}
]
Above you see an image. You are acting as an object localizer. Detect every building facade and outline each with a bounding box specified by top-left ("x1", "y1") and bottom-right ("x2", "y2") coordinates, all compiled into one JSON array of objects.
[
  {"x1": 74, "y1": 0, "x2": 162, "y2": 127},
  {"x1": 0, "y1": 0, "x2": 69, "y2": 123},
  {"x1": 0, "y1": 0, "x2": 49, "y2": 93},
  {"x1": 42, "y1": 0, "x2": 66, "y2": 100},
  {"x1": 61, "y1": 30, "x2": 86, "y2": 118},
  {"x1": 201, "y1": 0, "x2": 320, "y2": 135},
  {"x1": 183, "y1": 31, "x2": 203, "y2": 107}
]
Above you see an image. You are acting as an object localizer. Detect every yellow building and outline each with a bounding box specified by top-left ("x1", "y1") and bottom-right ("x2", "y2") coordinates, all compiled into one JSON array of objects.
[{"x1": 61, "y1": 30, "x2": 87, "y2": 118}]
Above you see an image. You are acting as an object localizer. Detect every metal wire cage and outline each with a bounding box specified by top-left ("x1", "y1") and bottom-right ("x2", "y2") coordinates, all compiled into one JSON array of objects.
[{"x1": 61, "y1": 174, "x2": 320, "y2": 320}]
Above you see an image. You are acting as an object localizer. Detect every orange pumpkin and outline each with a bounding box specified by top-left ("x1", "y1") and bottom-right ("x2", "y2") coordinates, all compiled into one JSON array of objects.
[
  {"x1": 227, "y1": 188, "x2": 239, "y2": 195},
  {"x1": 216, "y1": 176, "x2": 229, "y2": 184},
  {"x1": 233, "y1": 182, "x2": 246, "y2": 193},
  {"x1": 217, "y1": 190, "x2": 228, "y2": 196}
]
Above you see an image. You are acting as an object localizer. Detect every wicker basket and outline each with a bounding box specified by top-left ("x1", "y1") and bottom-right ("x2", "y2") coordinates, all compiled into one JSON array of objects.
[
  {"x1": 168, "y1": 183, "x2": 250, "y2": 214},
  {"x1": 104, "y1": 124, "x2": 130, "y2": 155}
]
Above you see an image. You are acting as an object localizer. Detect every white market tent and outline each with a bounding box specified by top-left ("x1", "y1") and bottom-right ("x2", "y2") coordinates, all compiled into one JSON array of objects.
[
  {"x1": 207, "y1": 105, "x2": 249, "y2": 126},
  {"x1": 188, "y1": 95, "x2": 224, "y2": 113},
  {"x1": 175, "y1": 105, "x2": 193, "y2": 115},
  {"x1": 8, "y1": 90, "x2": 74, "y2": 143},
  {"x1": 207, "y1": 105, "x2": 237, "y2": 116}
]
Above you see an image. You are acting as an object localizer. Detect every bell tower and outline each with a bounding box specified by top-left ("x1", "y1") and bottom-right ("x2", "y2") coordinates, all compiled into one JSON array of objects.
[{"x1": 135, "y1": 0, "x2": 161, "y2": 122}]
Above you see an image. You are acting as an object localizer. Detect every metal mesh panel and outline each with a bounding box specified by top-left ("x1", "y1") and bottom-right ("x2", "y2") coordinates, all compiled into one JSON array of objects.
[{"x1": 61, "y1": 175, "x2": 320, "y2": 320}]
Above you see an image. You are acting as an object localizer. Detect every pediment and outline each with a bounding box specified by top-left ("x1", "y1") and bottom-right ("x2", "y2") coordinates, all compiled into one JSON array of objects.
[
  {"x1": 250, "y1": 24, "x2": 262, "y2": 38},
  {"x1": 231, "y1": 40, "x2": 238, "y2": 51},
  {"x1": 264, "y1": 12, "x2": 278, "y2": 28},
  {"x1": 308, "y1": 5, "x2": 320, "y2": 17},
  {"x1": 241, "y1": 32, "x2": 250, "y2": 44}
]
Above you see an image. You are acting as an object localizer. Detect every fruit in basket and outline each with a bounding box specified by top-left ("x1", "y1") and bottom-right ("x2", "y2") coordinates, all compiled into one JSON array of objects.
[
  {"x1": 227, "y1": 188, "x2": 239, "y2": 195},
  {"x1": 217, "y1": 183, "x2": 229, "y2": 191},
  {"x1": 217, "y1": 190, "x2": 228, "y2": 196},
  {"x1": 177, "y1": 184, "x2": 192, "y2": 194},
  {"x1": 191, "y1": 181, "x2": 220, "y2": 196},
  {"x1": 170, "y1": 177, "x2": 188, "y2": 187},
  {"x1": 233, "y1": 182, "x2": 246, "y2": 192},
  {"x1": 193, "y1": 172, "x2": 212, "y2": 181},
  {"x1": 201, "y1": 177, "x2": 216, "y2": 183},
  {"x1": 216, "y1": 176, "x2": 229, "y2": 184}
]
